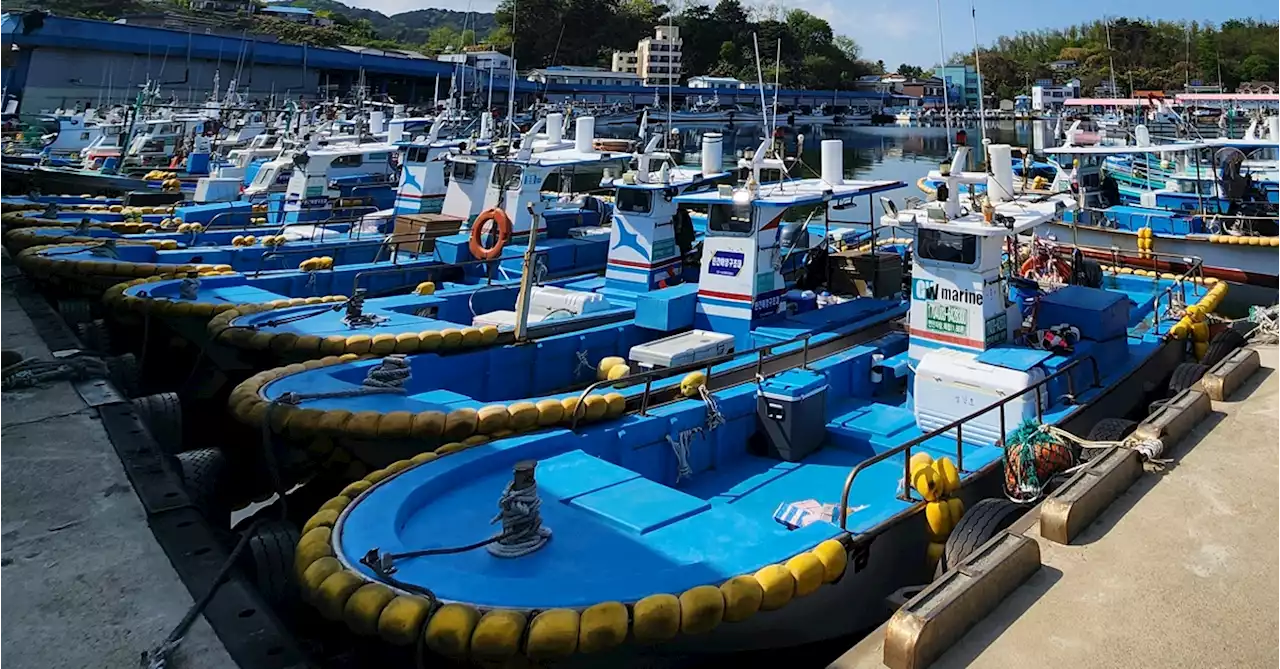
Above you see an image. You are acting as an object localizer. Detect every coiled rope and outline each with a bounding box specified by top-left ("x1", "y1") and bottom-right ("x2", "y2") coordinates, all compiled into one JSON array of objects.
[
  {"x1": 361, "y1": 354, "x2": 411, "y2": 389},
  {"x1": 2, "y1": 355, "x2": 108, "y2": 390},
  {"x1": 178, "y1": 274, "x2": 200, "y2": 300},
  {"x1": 486, "y1": 479, "x2": 552, "y2": 558}
]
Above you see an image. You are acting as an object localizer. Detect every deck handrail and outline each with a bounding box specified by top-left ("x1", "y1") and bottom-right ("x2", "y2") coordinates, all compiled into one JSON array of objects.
[
  {"x1": 836, "y1": 354, "x2": 1101, "y2": 530},
  {"x1": 348, "y1": 249, "x2": 550, "y2": 297},
  {"x1": 566, "y1": 330, "x2": 825, "y2": 429}
]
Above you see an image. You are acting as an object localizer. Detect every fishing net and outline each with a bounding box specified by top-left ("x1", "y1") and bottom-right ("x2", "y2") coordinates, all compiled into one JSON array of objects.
[{"x1": 1002, "y1": 419, "x2": 1075, "y2": 502}]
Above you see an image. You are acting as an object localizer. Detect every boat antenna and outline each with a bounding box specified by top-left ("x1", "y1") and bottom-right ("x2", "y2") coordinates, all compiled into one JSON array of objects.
[
  {"x1": 751, "y1": 33, "x2": 769, "y2": 139},
  {"x1": 968, "y1": 0, "x2": 987, "y2": 147},
  {"x1": 771, "y1": 38, "x2": 781, "y2": 142},
  {"x1": 665, "y1": 11, "x2": 674, "y2": 152},
  {"x1": 935, "y1": 0, "x2": 953, "y2": 153}
]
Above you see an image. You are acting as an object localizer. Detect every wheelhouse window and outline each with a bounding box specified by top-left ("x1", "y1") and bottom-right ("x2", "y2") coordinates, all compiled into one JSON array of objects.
[
  {"x1": 708, "y1": 202, "x2": 753, "y2": 235},
  {"x1": 405, "y1": 147, "x2": 429, "y2": 163},
  {"x1": 492, "y1": 163, "x2": 523, "y2": 191},
  {"x1": 616, "y1": 188, "x2": 652, "y2": 213},
  {"x1": 917, "y1": 228, "x2": 977, "y2": 265},
  {"x1": 450, "y1": 161, "x2": 477, "y2": 182},
  {"x1": 332, "y1": 154, "x2": 363, "y2": 168}
]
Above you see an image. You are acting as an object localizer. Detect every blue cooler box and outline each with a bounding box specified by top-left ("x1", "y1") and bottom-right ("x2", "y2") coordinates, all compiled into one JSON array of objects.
[{"x1": 1035, "y1": 285, "x2": 1131, "y2": 341}]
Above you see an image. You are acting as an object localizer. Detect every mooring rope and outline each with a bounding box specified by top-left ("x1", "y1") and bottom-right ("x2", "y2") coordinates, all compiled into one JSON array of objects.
[
  {"x1": 361, "y1": 354, "x2": 411, "y2": 389},
  {"x1": 486, "y1": 480, "x2": 552, "y2": 558}
]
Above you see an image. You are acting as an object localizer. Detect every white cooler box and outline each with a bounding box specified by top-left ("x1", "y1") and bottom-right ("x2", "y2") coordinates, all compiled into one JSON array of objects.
[
  {"x1": 628, "y1": 330, "x2": 735, "y2": 370},
  {"x1": 912, "y1": 348, "x2": 1046, "y2": 447}
]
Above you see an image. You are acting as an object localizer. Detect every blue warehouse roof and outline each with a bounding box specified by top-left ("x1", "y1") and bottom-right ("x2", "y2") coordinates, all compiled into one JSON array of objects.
[{"x1": 1, "y1": 13, "x2": 458, "y2": 79}]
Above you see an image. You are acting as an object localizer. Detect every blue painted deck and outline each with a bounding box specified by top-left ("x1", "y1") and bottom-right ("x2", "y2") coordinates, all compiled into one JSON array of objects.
[
  {"x1": 334, "y1": 274, "x2": 1201, "y2": 609},
  {"x1": 261, "y1": 298, "x2": 909, "y2": 412},
  {"x1": 34, "y1": 233, "x2": 422, "y2": 272}
]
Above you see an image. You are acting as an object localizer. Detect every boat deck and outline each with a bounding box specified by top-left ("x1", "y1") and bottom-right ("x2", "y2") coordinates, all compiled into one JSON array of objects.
[
  {"x1": 0, "y1": 263, "x2": 236, "y2": 667},
  {"x1": 830, "y1": 345, "x2": 1278, "y2": 669}
]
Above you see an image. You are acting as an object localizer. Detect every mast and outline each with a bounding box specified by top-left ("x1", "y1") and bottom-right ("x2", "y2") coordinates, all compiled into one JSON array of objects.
[
  {"x1": 969, "y1": 0, "x2": 987, "y2": 145},
  {"x1": 935, "y1": 0, "x2": 953, "y2": 153}
]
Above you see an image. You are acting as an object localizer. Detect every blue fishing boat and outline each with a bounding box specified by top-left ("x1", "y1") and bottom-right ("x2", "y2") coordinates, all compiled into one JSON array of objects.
[
  {"x1": 219, "y1": 141, "x2": 908, "y2": 516},
  {"x1": 277, "y1": 144, "x2": 1223, "y2": 662},
  {"x1": 1042, "y1": 141, "x2": 1278, "y2": 305}
]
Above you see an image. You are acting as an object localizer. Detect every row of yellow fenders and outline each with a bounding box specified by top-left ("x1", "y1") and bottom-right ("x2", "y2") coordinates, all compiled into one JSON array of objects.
[
  {"x1": 293, "y1": 446, "x2": 851, "y2": 660},
  {"x1": 15, "y1": 243, "x2": 233, "y2": 279}
]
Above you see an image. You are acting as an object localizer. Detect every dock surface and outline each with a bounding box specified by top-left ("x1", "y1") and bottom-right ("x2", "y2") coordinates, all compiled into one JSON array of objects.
[
  {"x1": 0, "y1": 264, "x2": 236, "y2": 669},
  {"x1": 832, "y1": 345, "x2": 1278, "y2": 669}
]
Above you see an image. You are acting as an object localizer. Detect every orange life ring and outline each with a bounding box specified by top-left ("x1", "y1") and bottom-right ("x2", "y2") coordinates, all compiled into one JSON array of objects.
[{"x1": 469, "y1": 207, "x2": 512, "y2": 260}]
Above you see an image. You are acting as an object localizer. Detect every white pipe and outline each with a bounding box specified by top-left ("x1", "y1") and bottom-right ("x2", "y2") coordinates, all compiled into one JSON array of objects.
[
  {"x1": 546, "y1": 112, "x2": 564, "y2": 144},
  {"x1": 700, "y1": 133, "x2": 723, "y2": 176},
  {"x1": 987, "y1": 144, "x2": 1013, "y2": 204},
  {"x1": 820, "y1": 139, "x2": 843, "y2": 186},
  {"x1": 574, "y1": 116, "x2": 595, "y2": 153}
]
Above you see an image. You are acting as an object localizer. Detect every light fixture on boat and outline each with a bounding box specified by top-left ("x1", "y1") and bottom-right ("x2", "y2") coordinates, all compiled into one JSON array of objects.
[
  {"x1": 880, "y1": 197, "x2": 898, "y2": 219},
  {"x1": 732, "y1": 188, "x2": 752, "y2": 205}
]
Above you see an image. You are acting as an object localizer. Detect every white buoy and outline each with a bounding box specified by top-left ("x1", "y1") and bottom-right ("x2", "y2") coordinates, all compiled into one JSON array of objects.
[
  {"x1": 820, "y1": 139, "x2": 844, "y2": 186},
  {"x1": 700, "y1": 133, "x2": 723, "y2": 175},
  {"x1": 987, "y1": 143, "x2": 1014, "y2": 204},
  {"x1": 575, "y1": 116, "x2": 595, "y2": 153},
  {"x1": 546, "y1": 113, "x2": 564, "y2": 144}
]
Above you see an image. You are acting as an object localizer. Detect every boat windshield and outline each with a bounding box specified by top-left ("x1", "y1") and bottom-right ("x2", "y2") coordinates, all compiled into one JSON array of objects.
[{"x1": 708, "y1": 202, "x2": 753, "y2": 235}]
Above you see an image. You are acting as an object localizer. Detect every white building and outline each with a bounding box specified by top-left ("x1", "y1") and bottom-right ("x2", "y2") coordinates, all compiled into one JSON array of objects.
[
  {"x1": 437, "y1": 50, "x2": 514, "y2": 83},
  {"x1": 526, "y1": 66, "x2": 643, "y2": 87},
  {"x1": 612, "y1": 25, "x2": 682, "y2": 86},
  {"x1": 1031, "y1": 78, "x2": 1081, "y2": 111},
  {"x1": 687, "y1": 75, "x2": 742, "y2": 89}
]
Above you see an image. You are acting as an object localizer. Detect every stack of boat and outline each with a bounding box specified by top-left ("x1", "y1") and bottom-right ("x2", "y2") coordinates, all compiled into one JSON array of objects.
[{"x1": 3, "y1": 98, "x2": 1267, "y2": 668}]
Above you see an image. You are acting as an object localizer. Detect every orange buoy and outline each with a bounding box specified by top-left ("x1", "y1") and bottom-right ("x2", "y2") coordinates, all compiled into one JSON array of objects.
[{"x1": 468, "y1": 208, "x2": 512, "y2": 261}]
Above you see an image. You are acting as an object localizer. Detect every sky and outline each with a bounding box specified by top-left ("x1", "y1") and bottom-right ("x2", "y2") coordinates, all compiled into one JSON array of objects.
[{"x1": 347, "y1": 0, "x2": 1278, "y2": 70}]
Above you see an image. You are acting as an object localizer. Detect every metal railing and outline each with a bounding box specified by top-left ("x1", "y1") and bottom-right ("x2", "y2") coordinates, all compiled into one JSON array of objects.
[
  {"x1": 559, "y1": 316, "x2": 914, "y2": 430},
  {"x1": 1040, "y1": 241, "x2": 1206, "y2": 337},
  {"x1": 835, "y1": 355, "x2": 1102, "y2": 530},
  {"x1": 348, "y1": 250, "x2": 549, "y2": 297}
]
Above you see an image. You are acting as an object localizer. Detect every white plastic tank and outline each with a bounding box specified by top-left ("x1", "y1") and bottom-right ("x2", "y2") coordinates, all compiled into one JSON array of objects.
[
  {"x1": 1134, "y1": 125, "x2": 1151, "y2": 146},
  {"x1": 575, "y1": 116, "x2": 596, "y2": 153},
  {"x1": 528, "y1": 286, "x2": 606, "y2": 316},
  {"x1": 701, "y1": 133, "x2": 723, "y2": 175},
  {"x1": 369, "y1": 111, "x2": 385, "y2": 134},
  {"x1": 986, "y1": 143, "x2": 1014, "y2": 204},
  {"x1": 546, "y1": 113, "x2": 564, "y2": 144},
  {"x1": 1268, "y1": 116, "x2": 1280, "y2": 142},
  {"x1": 912, "y1": 348, "x2": 1045, "y2": 446},
  {"x1": 821, "y1": 139, "x2": 844, "y2": 185},
  {"x1": 387, "y1": 119, "x2": 404, "y2": 145}
]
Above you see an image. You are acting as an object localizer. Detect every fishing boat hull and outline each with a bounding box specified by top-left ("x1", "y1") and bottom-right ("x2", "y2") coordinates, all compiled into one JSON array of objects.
[
  {"x1": 1046, "y1": 218, "x2": 1279, "y2": 307},
  {"x1": 2, "y1": 163, "x2": 155, "y2": 197}
]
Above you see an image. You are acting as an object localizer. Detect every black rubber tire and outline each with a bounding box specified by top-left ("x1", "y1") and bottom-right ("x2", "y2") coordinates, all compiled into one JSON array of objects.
[
  {"x1": 76, "y1": 318, "x2": 111, "y2": 354},
  {"x1": 58, "y1": 298, "x2": 91, "y2": 325},
  {"x1": 177, "y1": 447, "x2": 228, "y2": 528},
  {"x1": 240, "y1": 519, "x2": 300, "y2": 610},
  {"x1": 132, "y1": 392, "x2": 183, "y2": 455},
  {"x1": 936, "y1": 498, "x2": 1024, "y2": 576},
  {"x1": 1168, "y1": 362, "x2": 1209, "y2": 395},
  {"x1": 1081, "y1": 418, "x2": 1139, "y2": 462},
  {"x1": 105, "y1": 353, "x2": 139, "y2": 397},
  {"x1": 1201, "y1": 328, "x2": 1247, "y2": 369}
]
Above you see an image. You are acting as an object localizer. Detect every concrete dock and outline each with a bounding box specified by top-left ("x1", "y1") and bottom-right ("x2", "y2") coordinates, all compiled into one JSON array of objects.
[
  {"x1": 832, "y1": 345, "x2": 1278, "y2": 669},
  {"x1": 0, "y1": 268, "x2": 236, "y2": 668}
]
